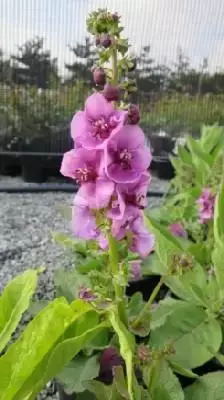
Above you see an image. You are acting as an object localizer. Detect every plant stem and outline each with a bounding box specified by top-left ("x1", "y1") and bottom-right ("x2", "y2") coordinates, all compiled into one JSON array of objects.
[
  {"x1": 111, "y1": 44, "x2": 118, "y2": 84},
  {"x1": 132, "y1": 276, "x2": 164, "y2": 328},
  {"x1": 108, "y1": 233, "x2": 127, "y2": 326}
]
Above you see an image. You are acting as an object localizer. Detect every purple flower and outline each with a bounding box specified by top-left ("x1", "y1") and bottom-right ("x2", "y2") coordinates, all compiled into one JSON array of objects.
[
  {"x1": 129, "y1": 260, "x2": 142, "y2": 281},
  {"x1": 112, "y1": 206, "x2": 155, "y2": 258},
  {"x1": 130, "y1": 217, "x2": 155, "y2": 258},
  {"x1": 71, "y1": 93, "x2": 127, "y2": 150},
  {"x1": 169, "y1": 223, "x2": 187, "y2": 238},
  {"x1": 60, "y1": 148, "x2": 114, "y2": 209},
  {"x1": 102, "y1": 84, "x2": 120, "y2": 102},
  {"x1": 60, "y1": 148, "x2": 99, "y2": 182},
  {"x1": 108, "y1": 173, "x2": 150, "y2": 220},
  {"x1": 71, "y1": 195, "x2": 99, "y2": 240},
  {"x1": 128, "y1": 104, "x2": 140, "y2": 124},
  {"x1": 197, "y1": 188, "x2": 216, "y2": 224},
  {"x1": 93, "y1": 67, "x2": 106, "y2": 85},
  {"x1": 105, "y1": 125, "x2": 151, "y2": 184},
  {"x1": 78, "y1": 287, "x2": 95, "y2": 302}
]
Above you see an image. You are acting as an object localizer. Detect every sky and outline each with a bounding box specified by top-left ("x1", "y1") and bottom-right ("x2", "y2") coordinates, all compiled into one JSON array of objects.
[{"x1": 1, "y1": 0, "x2": 224, "y2": 75}]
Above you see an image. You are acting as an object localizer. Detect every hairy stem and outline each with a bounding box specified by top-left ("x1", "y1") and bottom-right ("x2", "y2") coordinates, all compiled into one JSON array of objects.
[
  {"x1": 111, "y1": 44, "x2": 118, "y2": 84},
  {"x1": 108, "y1": 233, "x2": 127, "y2": 326}
]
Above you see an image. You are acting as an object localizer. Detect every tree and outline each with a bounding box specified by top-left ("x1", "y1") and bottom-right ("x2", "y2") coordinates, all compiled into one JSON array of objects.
[
  {"x1": 0, "y1": 49, "x2": 12, "y2": 83},
  {"x1": 65, "y1": 37, "x2": 97, "y2": 84},
  {"x1": 11, "y1": 37, "x2": 59, "y2": 88},
  {"x1": 136, "y1": 45, "x2": 156, "y2": 93}
]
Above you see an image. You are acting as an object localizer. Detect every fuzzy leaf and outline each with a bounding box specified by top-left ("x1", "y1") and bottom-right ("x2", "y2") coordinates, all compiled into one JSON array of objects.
[
  {"x1": 185, "y1": 372, "x2": 224, "y2": 399},
  {"x1": 57, "y1": 354, "x2": 100, "y2": 394},
  {"x1": 144, "y1": 359, "x2": 184, "y2": 400},
  {"x1": 149, "y1": 305, "x2": 222, "y2": 369},
  {"x1": 108, "y1": 309, "x2": 135, "y2": 400},
  {"x1": 0, "y1": 269, "x2": 38, "y2": 353}
]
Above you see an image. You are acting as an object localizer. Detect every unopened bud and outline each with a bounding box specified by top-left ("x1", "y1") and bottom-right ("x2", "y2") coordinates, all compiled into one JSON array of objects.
[
  {"x1": 128, "y1": 104, "x2": 140, "y2": 124},
  {"x1": 93, "y1": 67, "x2": 106, "y2": 85},
  {"x1": 137, "y1": 344, "x2": 152, "y2": 364},
  {"x1": 100, "y1": 34, "x2": 112, "y2": 48},
  {"x1": 103, "y1": 84, "x2": 120, "y2": 101},
  {"x1": 95, "y1": 36, "x2": 101, "y2": 46}
]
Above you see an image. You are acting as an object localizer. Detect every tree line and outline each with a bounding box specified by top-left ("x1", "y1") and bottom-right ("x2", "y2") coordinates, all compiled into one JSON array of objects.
[{"x1": 1, "y1": 36, "x2": 224, "y2": 94}]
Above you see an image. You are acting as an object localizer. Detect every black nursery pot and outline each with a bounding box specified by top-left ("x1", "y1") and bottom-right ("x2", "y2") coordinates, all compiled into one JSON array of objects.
[
  {"x1": 156, "y1": 157, "x2": 175, "y2": 180},
  {"x1": 149, "y1": 135, "x2": 175, "y2": 157},
  {"x1": 21, "y1": 155, "x2": 46, "y2": 183}
]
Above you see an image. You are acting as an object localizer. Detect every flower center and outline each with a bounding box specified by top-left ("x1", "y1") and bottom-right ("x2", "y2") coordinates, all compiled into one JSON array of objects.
[
  {"x1": 119, "y1": 148, "x2": 132, "y2": 169},
  {"x1": 92, "y1": 116, "x2": 118, "y2": 139},
  {"x1": 74, "y1": 167, "x2": 96, "y2": 184}
]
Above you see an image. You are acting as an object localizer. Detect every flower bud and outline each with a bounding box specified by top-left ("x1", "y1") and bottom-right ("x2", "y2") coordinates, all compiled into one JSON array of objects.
[
  {"x1": 128, "y1": 104, "x2": 140, "y2": 124},
  {"x1": 93, "y1": 67, "x2": 106, "y2": 85},
  {"x1": 95, "y1": 36, "x2": 101, "y2": 46},
  {"x1": 78, "y1": 287, "x2": 95, "y2": 302},
  {"x1": 103, "y1": 84, "x2": 120, "y2": 101},
  {"x1": 129, "y1": 260, "x2": 141, "y2": 281},
  {"x1": 100, "y1": 34, "x2": 112, "y2": 48},
  {"x1": 112, "y1": 12, "x2": 119, "y2": 22},
  {"x1": 137, "y1": 344, "x2": 152, "y2": 364}
]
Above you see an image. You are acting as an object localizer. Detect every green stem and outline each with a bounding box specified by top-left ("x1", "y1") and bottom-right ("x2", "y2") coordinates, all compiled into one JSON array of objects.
[
  {"x1": 111, "y1": 45, "x2": 118, "y2": 84},
  {"x1": 108, "y1": 233, "x2": 127, "y2": 326},
  {"x1": 132, "y1": 276, "x2": 164, "y2": 328}
]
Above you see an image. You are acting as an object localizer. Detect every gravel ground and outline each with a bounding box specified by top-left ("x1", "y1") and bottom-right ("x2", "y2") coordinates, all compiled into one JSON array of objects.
[{"x1": 0, "y1": 175, "x2": 169, "y2": 399}]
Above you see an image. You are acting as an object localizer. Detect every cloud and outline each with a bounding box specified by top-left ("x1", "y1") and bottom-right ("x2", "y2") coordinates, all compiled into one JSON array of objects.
[{"x1": 0, "y1": 0, "x2": 224, "y2": 74}]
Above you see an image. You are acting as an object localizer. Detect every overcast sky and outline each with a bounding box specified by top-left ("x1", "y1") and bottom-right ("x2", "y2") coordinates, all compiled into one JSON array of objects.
[{"x1": 1, "y1": 0, "x2": 224, "y2": 74}]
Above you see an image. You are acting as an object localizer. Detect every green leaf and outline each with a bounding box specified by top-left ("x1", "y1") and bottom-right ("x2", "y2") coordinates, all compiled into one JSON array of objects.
[
  {"x1": 0, "y1": 269, "x2": 38, "y2": 353},
  {"x1": 212, "y1": 244, "x2": 224, "y2": 294},
  {"x1": 144, "y1": 359, "x2": 184, "y2": 400},
  {"x1": 18, "y1": 321, "x2": 107, "y2": 400},
  {"x1": 141, "y1": 253, "x2": 165, "y2": 275},
  {"x1": 176, "y1": 146, "x2": 192, "y2": 165},
  {"x1": 144, "y1": 216, "x2": 183, "y2": 272},
  {"x1": 113, "y1": 366, "x2": 130, "y2": 399},
  {"x1": 151, "y1": 298, "x2": 184, "y2": 330},
  {"x1": 186, "y1": 135, "x2": 212, "y2": 184},
  {"x1": 185, "y1": 372, "x2": 224, "y2": 400},
  {"x1": 200, "y1": 124, "x2": 224, "y2": 153},
  {"x1": 169, "y1": 361, "x2": 198, "y2": 379},
  {"x1": 52, "y1": 231, "x2": 87, "y2": 255},
  {"x1": 108, "y1": 309, "x2": 135, "y2": 400},
  {"x1": 54, "y1": 268, "x2": 90, "y2": 302},
  {"x1": 214, "y1": 181, "x2": 224, "y2": 246},
  {"x1": 164, "y1": 264, "x2": 207, "y2": 304},
  {"x1": 0, "y1": 298, "x2": 74, "y2": 400},
  {"x1": 85, "y1": 380, "x2": 112, "y2": 400},
  {"x1": 76, "y1": 255, "x2": 106, "y2": 274},
  {"x1": 76, "y1": 391, "x2": 96, "y2": 400},
  {"x1": 28, "y1": 299, "x2": 49, "y2": 317},
  {"x1": 187, "y1": 243, "x2": 210, "y2": 265},
  {"x1": 57, "y1": 354, "x2": 100, "y2": 394},
  {"x1": 149, "y1": 305, "x2": 222, "y2": 369},
  {"x1": 128, "y1": 293, "x2": 151, "y2": 337}
]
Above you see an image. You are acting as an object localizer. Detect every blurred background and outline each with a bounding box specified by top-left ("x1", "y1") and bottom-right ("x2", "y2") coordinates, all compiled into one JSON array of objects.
[{"x1": 1, "y1": 0, "x2": 224, "y2": 181}]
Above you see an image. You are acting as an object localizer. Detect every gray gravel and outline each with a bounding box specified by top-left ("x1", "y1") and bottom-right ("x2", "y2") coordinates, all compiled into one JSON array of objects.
[{"x1": 0, "y1": 175, "x2": 168, "y2": 399}]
